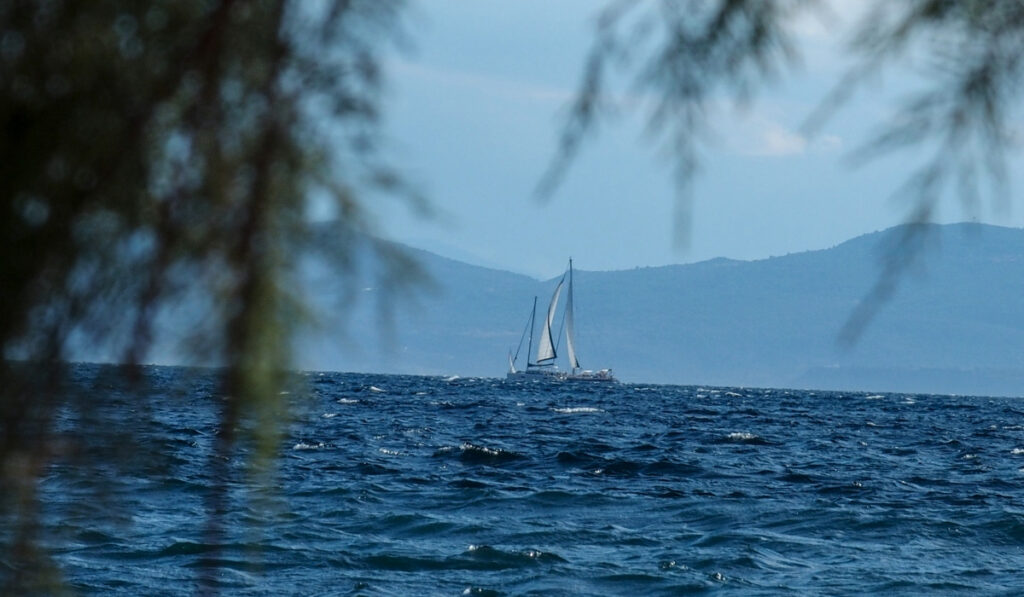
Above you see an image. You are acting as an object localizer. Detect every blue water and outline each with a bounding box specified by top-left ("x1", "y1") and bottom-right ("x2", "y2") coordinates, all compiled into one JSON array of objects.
[{"x1": 30, "y1": 364, "x2": 1024, "y2": 594}]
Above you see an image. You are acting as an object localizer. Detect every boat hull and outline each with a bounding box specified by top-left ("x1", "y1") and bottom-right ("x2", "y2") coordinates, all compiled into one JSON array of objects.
[
  {"x1": 506, "y1": 368, "x2": 567, "y2": 382},
  {"x1": 506, "y1": 368, "x2": 617, "y2": 383},
  {"x1": 565, "y1": 369, "x2": 617, "y2": 382}
]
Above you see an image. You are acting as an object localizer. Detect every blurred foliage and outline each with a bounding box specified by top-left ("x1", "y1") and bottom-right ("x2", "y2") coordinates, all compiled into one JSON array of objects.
[
  {"x1": 0, "y1": 0, "x2": 419, "y2": 592},
  {"x1": 548, "y1": 0, "x2": 1024, "y2": 337}
]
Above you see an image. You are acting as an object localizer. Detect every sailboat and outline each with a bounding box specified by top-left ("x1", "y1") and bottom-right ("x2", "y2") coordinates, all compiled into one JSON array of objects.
[{"x1": 506, "y1": 259, "x2": 616, "y2": 382}]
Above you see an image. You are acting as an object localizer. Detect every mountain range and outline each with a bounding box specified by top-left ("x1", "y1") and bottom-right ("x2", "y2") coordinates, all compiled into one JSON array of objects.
[
  {"x1": 289, "y1": 222, "x2": 1024, "y2": 397},
  {"x1": 75, "y1": 222, "x2": 1024, "y2": 397}
]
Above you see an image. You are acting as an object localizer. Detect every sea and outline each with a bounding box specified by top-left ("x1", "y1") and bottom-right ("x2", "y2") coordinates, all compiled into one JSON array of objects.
[{"x1": 23, "y1": 363, "x2": 1024, "y2": 595}]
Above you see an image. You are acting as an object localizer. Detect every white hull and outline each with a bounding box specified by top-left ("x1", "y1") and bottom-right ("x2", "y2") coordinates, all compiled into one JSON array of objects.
[
  {"x1": 505, "y1": 368, "x2": 617, "y2": 383},
  {"x1": 565, "y1": 369, "x2": 616, "y2": 382},
  {"x1": 505, "y1": 367, "x2": 567, "y2": 382}
]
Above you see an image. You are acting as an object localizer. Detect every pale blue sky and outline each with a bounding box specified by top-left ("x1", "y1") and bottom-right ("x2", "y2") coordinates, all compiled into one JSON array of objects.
[{"x1": 368, "y1": 1, "x2": 1023, "y2": 279}]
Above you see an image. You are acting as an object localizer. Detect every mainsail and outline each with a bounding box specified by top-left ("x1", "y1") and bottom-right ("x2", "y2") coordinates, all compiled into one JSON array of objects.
[
  {"x1": 565, "y1": 262, "x2": 580, "y2": 371},
  {"x1": 535, "y1": 276, "x2": 564, "y2": 363}
]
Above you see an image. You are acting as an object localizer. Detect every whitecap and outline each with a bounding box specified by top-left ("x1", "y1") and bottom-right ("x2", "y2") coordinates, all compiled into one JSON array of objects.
[
  {"x1": 337, "y1": 398, "x2": 358, "y2": 404},
  {"x1": 865, "y1": 395, "x2": 884, "y2": 400},
  {"x1": 379, "y1": 448, "x2": 401, "y2": 456},
  {"x1": 445, "y1": 375, "x2": 460, "y2": 382},
  {"x1": 460, "y1": 442, "x2": 500, "y2": 456},
  {"x1": 1012, "y1": 448, "x2": 1024, "y2": 455},
  {"x1": 552, "y1": 406, "x2": 604, "y2": 414},
  {"x1": 292, "y1": 442, "x2": 325, "y2": 450},
  {"x1": 726, "y1": 432, "x2": 758, "y2": 441},
  {"x1": 369, "y1": 386, "x2": 385, "y2": 393},
  {"x1": 321, "y1": 413, "x2": 338, "y2": 418},
  {"x1": 724, "y1": 391, "x2": 742, "y2": 397}
]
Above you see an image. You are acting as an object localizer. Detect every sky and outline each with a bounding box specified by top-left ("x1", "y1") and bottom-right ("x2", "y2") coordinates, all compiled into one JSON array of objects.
[{"x1": 364, "y1": 1, "x2": 1024, "y2": 280}]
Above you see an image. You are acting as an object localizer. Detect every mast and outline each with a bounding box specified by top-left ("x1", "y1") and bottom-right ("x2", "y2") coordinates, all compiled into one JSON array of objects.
[
  {"x1": 526, "y1": 296, "x2": 537, "y2": 367},
  {"x1": 566, "y1": 258, "x2": 580, "y2": 372}
]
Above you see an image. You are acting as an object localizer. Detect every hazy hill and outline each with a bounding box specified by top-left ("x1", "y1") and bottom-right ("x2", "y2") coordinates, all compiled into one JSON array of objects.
[
  {"x1": 293, "y1": 222, "x2": 1024, "y2": 397},
  {"x1": 71, "y1": 222, "x2": 1024, "y2": 396}
]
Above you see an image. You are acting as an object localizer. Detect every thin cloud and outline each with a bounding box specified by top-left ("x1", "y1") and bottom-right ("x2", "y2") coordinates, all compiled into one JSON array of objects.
[
  {"x1": 729, "y1": 119, "x2": 842, "y2": 157},
  {"x1": 759, "y1": 123, "x2": 808, "y2": 156},
  {"x1": 786, "y1": 0, "x2": 870, "y2": 42},
  {"x1": 388, "y1": 58, "x2": 573, "y2": 105}
]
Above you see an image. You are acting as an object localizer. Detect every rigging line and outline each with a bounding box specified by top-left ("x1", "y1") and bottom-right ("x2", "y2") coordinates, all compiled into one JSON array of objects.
[
  {"x1": 512, "y1": 300, "x2": 534, "y2": 365},
  {"x1": 526, "y1": 296, "x2": 538, "y2": 366}
]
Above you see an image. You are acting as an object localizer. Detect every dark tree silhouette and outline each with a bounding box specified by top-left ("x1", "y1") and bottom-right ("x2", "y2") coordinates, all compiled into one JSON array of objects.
[{"x1": 0, "y1": 1, "x2": 420, "y2": 591}]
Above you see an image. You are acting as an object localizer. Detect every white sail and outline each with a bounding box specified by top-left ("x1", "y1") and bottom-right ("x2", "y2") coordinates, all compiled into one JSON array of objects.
[
  {"x1": 565, "y1": 267, "x2": 580, "y2": 371},
  {"x1": 535, "y1": 277, "x2": 564, "y2": 363}
]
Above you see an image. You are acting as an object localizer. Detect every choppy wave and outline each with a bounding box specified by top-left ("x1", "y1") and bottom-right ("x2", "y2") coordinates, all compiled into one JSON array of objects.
[
  {"x1": 39, "y1": 364, "x2": 1024, "y2": 596},
  {"x1": 715, "y1": 431, "x2": 770, "y2": 445},
  {"x1": 551, "y1": 406, "x2": 604, "y2": 414}
]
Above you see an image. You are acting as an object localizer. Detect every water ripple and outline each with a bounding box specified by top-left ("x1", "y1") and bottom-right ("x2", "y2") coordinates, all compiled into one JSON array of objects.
[{"x1": 37, "y1": 365, "x2": 1024, "y2": 595}]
